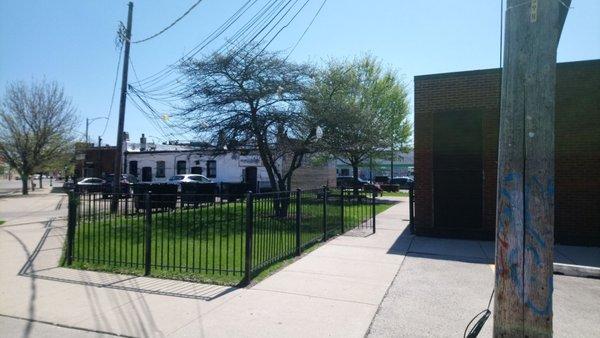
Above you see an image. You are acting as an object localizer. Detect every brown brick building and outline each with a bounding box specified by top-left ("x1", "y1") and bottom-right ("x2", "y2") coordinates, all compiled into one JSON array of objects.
[
  {"x1": 74, "y1": 146, "x2": 117, "y2": 179},
  {"x1": 413, "y1": 59, "x2": 600, "y2": 246}
]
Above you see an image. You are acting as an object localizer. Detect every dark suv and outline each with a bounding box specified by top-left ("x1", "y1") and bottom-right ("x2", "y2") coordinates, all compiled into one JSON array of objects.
[
  {"x1": 102, "y1": 174, "x2": 138, "y2": 198},
  {"x1": 390, "y1": 176, "x2": 414, "y2": 189}
]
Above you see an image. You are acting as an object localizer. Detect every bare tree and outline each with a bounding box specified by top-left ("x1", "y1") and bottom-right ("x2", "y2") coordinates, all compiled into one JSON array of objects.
[
  {"x1": 177, "y1": 45, "x2": 318, "y2": 215},
  {"x1": 0, "y1": 80, "x2": 78, "y2": 194}
]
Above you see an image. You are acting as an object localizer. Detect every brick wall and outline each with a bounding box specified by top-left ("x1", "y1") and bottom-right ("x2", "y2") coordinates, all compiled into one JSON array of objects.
[{"x1": 414, "y1": 59, "x2": 600, "y2": 246}]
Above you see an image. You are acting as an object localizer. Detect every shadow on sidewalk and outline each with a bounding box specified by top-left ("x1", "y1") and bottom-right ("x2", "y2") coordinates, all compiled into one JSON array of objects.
[
  {"x1": 385, "y1": 225, "x2": 600, "y2": 270},
  {"x1": 13, "y1": 220, "x2": 238, "y2": 302}
]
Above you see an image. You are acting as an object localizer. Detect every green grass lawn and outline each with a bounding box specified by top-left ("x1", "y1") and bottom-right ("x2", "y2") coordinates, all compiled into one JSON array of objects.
[
  {"x1": 0, "y1": 220, "x2": 5, "y2": 226},
  {"x1": 69, "y1": 198, "x2": 394, "y2": 285},
  {"x1": 382, "y1": 190, "x2": 409, "y2": 197}
]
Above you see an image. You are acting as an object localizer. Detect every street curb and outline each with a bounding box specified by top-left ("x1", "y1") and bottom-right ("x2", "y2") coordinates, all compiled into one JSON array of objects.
[{"x1": 554, "y1": 263, "x2": 600, "y2": 279}]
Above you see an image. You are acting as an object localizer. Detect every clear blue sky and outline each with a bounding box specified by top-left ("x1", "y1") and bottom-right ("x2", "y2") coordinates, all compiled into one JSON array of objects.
[{"x1": 1, "y1": 0, "x2": 598, "y2": 145}]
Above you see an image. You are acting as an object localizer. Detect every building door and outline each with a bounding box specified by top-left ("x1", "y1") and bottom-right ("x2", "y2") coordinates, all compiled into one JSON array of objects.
[
  {"x1": 433, "y1": 111, "x2": 483, "y2": 229},
  {"x1": 141, "y1": 167, "x2": 152, "y2": 182},
  {"x1": 245, "y1": 166, "x2": 257, "y2": 191}
]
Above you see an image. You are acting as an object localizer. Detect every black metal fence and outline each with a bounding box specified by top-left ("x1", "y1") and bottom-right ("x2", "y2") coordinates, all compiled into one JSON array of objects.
[
  {"x1": 409, "y1": 186, "x2": 415, "y2": 233},
  {"x1": 65, "y1": 187, "x2": 377, "y2": 284}
]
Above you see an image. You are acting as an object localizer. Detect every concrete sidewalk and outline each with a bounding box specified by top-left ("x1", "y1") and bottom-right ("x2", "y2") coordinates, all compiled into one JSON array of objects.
[{"x1": 1, "y1": 195, "x2": 412, "y2": 337}]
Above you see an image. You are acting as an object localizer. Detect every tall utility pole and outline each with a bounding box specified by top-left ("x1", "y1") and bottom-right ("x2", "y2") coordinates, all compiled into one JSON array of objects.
[
  {"x1": 112, "y1": 2, "x2": 133, "y2": 211},
  {"x1": 494, "y1": 0, "x2": 570, "y2": 336}
]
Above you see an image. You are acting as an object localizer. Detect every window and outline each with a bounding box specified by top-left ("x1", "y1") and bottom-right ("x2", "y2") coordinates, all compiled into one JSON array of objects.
[
  {"x1": 176, "y1": 160, "x2": 187, "y2": 175},
  {"x1": 141, "y1": 167, "x2": 152, "y2": 182},
  {"x1": 129, "y1": 161, "x2": 138, "y2": 176},
  {"x1": 340, "y1": 168, "x2": 350, "y2": 176},
  {"x1": 191, "y1": 166, "x2": 202, "y2": 174},
  {"x1": 206, "y1": 160, "x2": 217, "y2": 178},
  {"x1": 156, "y1": 161, "x2": 165, "y2": 178}
]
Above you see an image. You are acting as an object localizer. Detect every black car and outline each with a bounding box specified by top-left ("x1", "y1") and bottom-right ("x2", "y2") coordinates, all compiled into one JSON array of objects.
[
  {"x1": 390, "y1": 176, "x2": 414, "y2": 189},
  {"x1": 373, "y1": 176, "x2": 390, "y2": 184},
  {"x1": 336, "y1": 176, "x2": 383, "y2": 195},
  {"x1": 102, "y1": 174, "x2": 137, "y2": 198}
]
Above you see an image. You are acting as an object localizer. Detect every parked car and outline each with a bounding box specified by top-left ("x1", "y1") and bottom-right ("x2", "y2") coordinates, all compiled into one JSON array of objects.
[
  {"x1": 167, "y1": 174, "x2": 212, "y2": 190},
  {"x1": 390, "y1": 176, "x2": 414, "y2": 189},
  {"x1": 102, "y1": 174, "x2": 137, "y2": 198},
  {"x1": 373, "y1": 176, "x2": 390, "y2": 184},
  {"x1": 168, "y1": 174, "x2": 212, "y2": 185},
  {"x1": 336, "y1": 176, "x2": 383, "y2": 195},
  {"x1": 76, "y1": 177, "x2": 105, "y2": 193}
]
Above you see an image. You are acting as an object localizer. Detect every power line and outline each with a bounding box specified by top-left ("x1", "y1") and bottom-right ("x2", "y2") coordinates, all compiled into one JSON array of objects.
[
  {"x1": 286, "y1": 0, "x2": 327, "y2": 60},
  {"x1": 130, "y1": 0, "x2": 290, "y2": 97},
  {"x1": 132, "y1": 0, "x2": 205, "y2": 44},
  {"x1": 130, "y1": 0, "x2": 258, "y2": 87},
  {"x1": 255, "y1": 0, "x2": 313, "y2": 58},
  {"x1": 100, "y1": 44, "x2": 124, "y2": 138}
]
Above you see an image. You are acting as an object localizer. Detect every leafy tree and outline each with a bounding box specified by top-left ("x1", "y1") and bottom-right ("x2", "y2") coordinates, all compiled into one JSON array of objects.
[
  {"x1": 0, "y1": 81, "x2": 78, "y2": 194},
  {"x1": 307, "y1": 56, "x2": 411, "y2": 184},
  {"x1": 177, "y1": 45, "x2": 318, "y2": 215}
]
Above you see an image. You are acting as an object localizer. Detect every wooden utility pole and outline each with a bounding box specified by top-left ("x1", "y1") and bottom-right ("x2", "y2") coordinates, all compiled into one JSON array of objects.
[
  {"x1": 112, "y1": 2, "x2": 133, "y2": 211},
  {"x1": 494, "y1": 0, "x2": 570, "y2": 336}
]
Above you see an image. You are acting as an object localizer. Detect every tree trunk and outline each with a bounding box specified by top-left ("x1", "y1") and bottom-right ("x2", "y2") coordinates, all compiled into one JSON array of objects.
[
  {"x1": 273, "y1": 179, "x2": 291, "y2": 218},
  {"x1": 39, "y1": 173, "x2": 43, "y2": 189},
  {"x1": 21, "y1": 174, "x2": 29, "y2": 195}
]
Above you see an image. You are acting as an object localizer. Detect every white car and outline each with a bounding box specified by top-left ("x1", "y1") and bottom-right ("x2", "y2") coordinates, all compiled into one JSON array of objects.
[
  {"x1": 76, "y1": 177, "x2": 106, "y2": 192},
  {"x1": 168, "y1": 174, "x2": 212, "y2": 185}
]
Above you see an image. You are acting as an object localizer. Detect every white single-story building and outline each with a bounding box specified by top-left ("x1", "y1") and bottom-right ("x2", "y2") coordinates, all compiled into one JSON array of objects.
[
  {"x1": 122, "y1": 134, "x2": 337, "y2": 190},
  {"x1": 124, "y1": 136, "x2": 275, "y2": 189}
]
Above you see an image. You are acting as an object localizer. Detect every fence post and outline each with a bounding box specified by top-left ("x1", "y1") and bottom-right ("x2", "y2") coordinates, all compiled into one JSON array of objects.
[
  {"x1": 322, "y1": 186, "x2": 328, "y2": 241},
  {"x1": 340, "y1": 188, "x2": 345, "y2": 233},
  {"x1": 244, "y1": 191, "x2": 254, "y2": 285},
  {"x1": 144, "y1": 191, "x2": 152, "y2": 276},
  {"x1": 372, "y1": 190, "x2": 376, "y2": 234},
  {"x1": 66, "y1": 191, "x2": 77, "y2": 265},
  {"x1": 295, "y1": 189, "x2": 301, "y2": 256},
  {"x1": 409, "y1": 186, "x2": 415, "y2": 234}
]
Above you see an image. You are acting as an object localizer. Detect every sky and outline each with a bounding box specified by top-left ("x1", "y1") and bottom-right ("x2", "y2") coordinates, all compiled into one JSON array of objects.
[{"x1": 1, "y1": 0, "x2": 599, "y2": 146}]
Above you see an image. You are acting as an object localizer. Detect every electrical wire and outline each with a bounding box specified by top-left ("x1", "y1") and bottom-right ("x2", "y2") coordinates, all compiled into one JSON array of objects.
[
  {"x1": 132, "y1": 0, "x2": 205, "y2": 44},
  {"x1": 130, "y1": 0, "x2": 259, "y2": 87},
  {"x1": 131, "y1": 0, "x2": 295, "y2": 97},
  {"x1": 463, "y1": 289, "x2": 494, "y2": 338},
  {"x1": 100, "y1": 44, "x2": 124, "y2": 138},
  {"x1": 285, "y1": 0, "x2": 327, "y2": 60}
]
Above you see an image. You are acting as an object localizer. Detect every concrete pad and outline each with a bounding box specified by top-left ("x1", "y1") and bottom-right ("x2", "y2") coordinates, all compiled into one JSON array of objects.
[
  {"x1": 311, "y1": 242, "x2": 408, "y2": 264},
  {"x1": 254, "y1": 269, "x2": 392, "y2": 305},
  {"x1": 409, "y1": 237, "x2": 490, "y2": 262},
  {"x1": 330, "y1": 229, "x2": 411, "y2": 251},
  {"x1": 368, "y1": 254, "x2": 495, "y2": 337},
  {"x1": 0, "y1": 315, "x2": 115, "y2": 338},
  {"x1": 173, "y1": 289, "x2": 377, "y2": 338},
  {"x1": 283, "y1": 254, "x2": 400, "y2": 285},
  {"x1": 554, "y1": 275, "x2": 600, "y2": 337},
  {"x1": 71, "y1": 288, "x2": 241, "y2": 337}
]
